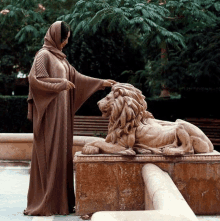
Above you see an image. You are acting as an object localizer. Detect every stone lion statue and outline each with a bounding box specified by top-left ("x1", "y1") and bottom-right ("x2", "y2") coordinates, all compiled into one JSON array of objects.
[{"x1": 82, "y1": 83, "x2": 214, "y2": 156}]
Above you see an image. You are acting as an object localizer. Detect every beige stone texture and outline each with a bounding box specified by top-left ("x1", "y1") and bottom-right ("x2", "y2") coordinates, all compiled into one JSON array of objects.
[
  {"x1": 91, "y1": 164, "x2": 198, "y2": 220},
  {"x1": 172, "y1": 163, "x2": 220, "y2": 215},
  {"x1": 91, "y1": 211, "x2": 194, "y2": 221},
  {"x1": 0, "y1": 133, "x2": 104, "y2": 160},
  {"x1": 74, "y1": 151, "x2": 220, "y2": 215},
  {"x1": 142, "y1": 164, "x2": 197, "y2": 220},
  {"x1": 0, "y1": 133, "x2": 33, "y2": 160},
  {"x1": 82, "y1": 83, "x2": 213, "y2": 156},
  {"x1": 0, "y1": 143, "x2": 33, "y2": 160}
]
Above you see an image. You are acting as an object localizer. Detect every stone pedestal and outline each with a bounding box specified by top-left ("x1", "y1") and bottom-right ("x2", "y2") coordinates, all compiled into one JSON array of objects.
[{"x1": 74, "y1": 151, "x2": 220, "y2": 216}]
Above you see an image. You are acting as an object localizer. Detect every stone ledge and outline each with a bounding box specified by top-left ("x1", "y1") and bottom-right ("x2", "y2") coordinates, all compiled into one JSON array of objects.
[
  {"x1": 74, "y1": 150, "x2": 220, "y2": 163},
  {"x1": 0, "y1": 133, "x2": 33, "y2": 143},
  {"x1": 0, "y1": 133, "x2": 104, "y2": 160}
]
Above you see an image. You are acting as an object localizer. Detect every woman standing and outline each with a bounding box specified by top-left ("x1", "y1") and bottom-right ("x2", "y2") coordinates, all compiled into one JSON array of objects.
[{"x1": 24, "y1": 21, "x2": 115, "y2": 216}]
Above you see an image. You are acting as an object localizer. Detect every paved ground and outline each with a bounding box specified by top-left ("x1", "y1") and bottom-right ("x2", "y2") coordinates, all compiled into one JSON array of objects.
[
  {"x1": 0, "y1": 161, "x2": 84, "y2": 221},
  {"x1": 0, "y1": 160, "x2": 220, "y2": 221}
]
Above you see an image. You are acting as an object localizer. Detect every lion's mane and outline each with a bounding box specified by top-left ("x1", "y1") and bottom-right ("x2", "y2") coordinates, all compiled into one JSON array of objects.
[{"x1": 106, "y1": 83, "x2": 148, "y2": 148}]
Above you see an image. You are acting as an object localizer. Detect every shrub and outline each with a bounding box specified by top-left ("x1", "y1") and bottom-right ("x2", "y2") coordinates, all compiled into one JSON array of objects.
[
  {"x1": 1, "y1": 92, "x2": 219, "y2": 133},
  {"x1": 0, "y1": 95, "x2": 32, "y2": 133}
]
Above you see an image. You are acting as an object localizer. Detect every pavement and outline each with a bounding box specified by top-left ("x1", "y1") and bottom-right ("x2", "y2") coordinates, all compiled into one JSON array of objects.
[
  {"x1": 0, "y1": 160, "x2": 220, "y2": 221},
  {"x1": 0, "y1": 161, "x2": 85, "y2": 221}
]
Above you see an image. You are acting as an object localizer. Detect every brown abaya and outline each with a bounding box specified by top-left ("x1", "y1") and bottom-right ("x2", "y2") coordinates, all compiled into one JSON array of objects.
[{"x1": 24, "y1": 21, "x2": 104, "y2": 216}]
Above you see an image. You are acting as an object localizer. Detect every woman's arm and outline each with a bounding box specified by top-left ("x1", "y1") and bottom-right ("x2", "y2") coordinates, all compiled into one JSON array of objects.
[
  {"x1": 37, "y1": 77, "x2": 64, "y2": 83},
  {"x1": 38, "y1": 78, "x2": 75, "y2": 90}
]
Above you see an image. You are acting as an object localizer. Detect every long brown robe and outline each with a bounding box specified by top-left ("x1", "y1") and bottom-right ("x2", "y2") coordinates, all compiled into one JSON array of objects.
[{"x1": 24, "y1": 21, "x2": 104, "y2": 216}]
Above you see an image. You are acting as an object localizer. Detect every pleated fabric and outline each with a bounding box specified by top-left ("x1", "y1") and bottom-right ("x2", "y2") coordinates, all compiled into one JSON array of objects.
[{"x1": 24, "y1": 21, "x2": 104, "y2": 216}]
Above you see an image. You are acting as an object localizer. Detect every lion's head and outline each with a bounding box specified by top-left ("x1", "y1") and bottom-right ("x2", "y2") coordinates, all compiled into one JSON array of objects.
[{"x1": 98, "y1": 83, "x2": 151, "y2": 146}]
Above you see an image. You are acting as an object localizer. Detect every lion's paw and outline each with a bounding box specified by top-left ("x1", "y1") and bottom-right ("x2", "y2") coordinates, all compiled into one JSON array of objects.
[
  {"x1": 135, "y1": 147, "x2": 152, "y2": 154},
  {"x1": 162, "y1": 147, "x2": 174, "y2": 155},
  {"x1": 82, "y1": 145, "x2": 99, "y2": 155},
  {"x1": 162, "y1": 146, "x2": 184, "y2": 156},
  {"x1": 117, "y1": 148, "x2": 136, "y2": 156}
]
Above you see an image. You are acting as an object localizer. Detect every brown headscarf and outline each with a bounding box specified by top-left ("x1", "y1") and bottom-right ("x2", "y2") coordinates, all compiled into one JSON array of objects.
[
  {"x1": 27, "y1": 21, "x2": 67, "y2": 121},
  {"x1": 42, "y1": 21, "x2": 66, "y2": 60}
]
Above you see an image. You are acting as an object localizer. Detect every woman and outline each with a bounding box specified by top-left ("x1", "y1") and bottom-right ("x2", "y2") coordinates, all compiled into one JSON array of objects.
[{"x1": 24, "y1": 21, "x2": 116, "y2": 216}]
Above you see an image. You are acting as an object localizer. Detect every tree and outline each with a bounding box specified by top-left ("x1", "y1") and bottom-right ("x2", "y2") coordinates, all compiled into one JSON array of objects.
[
  {"x1": 162, "y1": 0, "x2": 220, "y2": 89},
  {"x1": 129, "y1": 0, "x2": 220, "y2": 94},
  {"x1": 0, "y1": 0, "x2": 72, "y2": 94},
  {"x1": 58, "y1": 0, "x2": 188, "y2": 85},
  {"x1": 59, "y1": 0, "x2": 186, "y2": 48},
  {"x1": 64, "y1": 27, "x2": 145, "y2": 82},
  {"x1": 1, "y1": 0, "x2": 219, "y2": 96}
]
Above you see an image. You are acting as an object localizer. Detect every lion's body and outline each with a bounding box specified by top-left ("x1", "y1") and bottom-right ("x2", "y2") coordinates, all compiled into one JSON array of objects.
[
  {"x1": 136, "y1": 119, "x2": 177, "y2": 148},
  {"x1": 82, "y1": 83, "x2": 214, "y2": 155},
  {"x1": 135, "y1": 118, "x2": 213, "y2": 154}
]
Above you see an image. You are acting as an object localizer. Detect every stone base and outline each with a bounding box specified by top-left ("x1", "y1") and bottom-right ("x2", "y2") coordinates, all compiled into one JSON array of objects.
[{"x1": 74, "y1": 151, "x2": 220, "y2": 216}]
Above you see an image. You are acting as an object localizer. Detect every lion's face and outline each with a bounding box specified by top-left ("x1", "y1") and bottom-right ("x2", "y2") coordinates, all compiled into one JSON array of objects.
[
  {"x1": 97, "y1": 91, "x2": 114, "y2": 117},
  {"x1": 98, "y1": 83, "x2": 148, "y2": 145},
  {"x1": 98, "y1": 83, "x2": 147, "y2": 121}
]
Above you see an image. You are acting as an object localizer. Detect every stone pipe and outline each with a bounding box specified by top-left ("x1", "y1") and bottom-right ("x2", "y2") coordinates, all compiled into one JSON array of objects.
[{"x1": 142, "y1": 163, "x2": 198, "y2": 220}]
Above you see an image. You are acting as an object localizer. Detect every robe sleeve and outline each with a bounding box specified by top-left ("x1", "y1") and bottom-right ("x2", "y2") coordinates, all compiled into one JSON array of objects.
[
  {"x1": 30, "y1": 49, "x2": 68, "y2": 92},
  {"x1": 27, "y1": 50, "x2": 68, "y2": 123},
  {"x1": 70, "y1": 66, "x2": 105, "y2": 115},
  {"x1": 35, "y1": 50, "x2": 50, "y2": 78}
]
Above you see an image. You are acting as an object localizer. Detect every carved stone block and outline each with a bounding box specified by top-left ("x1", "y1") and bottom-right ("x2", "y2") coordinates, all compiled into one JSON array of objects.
[{"x1": 74, "y1": 151, "x2": 220, "y2": 215}]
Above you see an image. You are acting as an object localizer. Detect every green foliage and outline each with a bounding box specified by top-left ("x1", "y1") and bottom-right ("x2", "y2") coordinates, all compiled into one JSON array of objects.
[
  {"x1": 65, "y1": 28, "x2": 145, "y2": 81},
  {"x1": 1, "y1": 0, "x2": 220, "y2": 97},
  {"x1": 93, "y1": 131, "x2": 107, "y2": 138},
  {"x1": 0, "y1": 95, "x2": 32, "y2": 132},
  {"x1": 187, "y1": 22, "x2": 220, "y2": 87},
  {"x1": 154, "y1": 18, "x2": 220, "y2": 89},
  {"x1": 60, "y1": 0, "x2": 186, "y2": 49},
  {"x1": 1, "y1": 1, "x2": 44, "y2": 75},
  {"x1": 1, "y1": 94, "x2": 219, "y2": 133},
  {"x1": 0, "y1": 0, "x2": 71, "y2": 78},
  {"x1": 126, "y1": 0, "x2": 220, "y2": 93}
]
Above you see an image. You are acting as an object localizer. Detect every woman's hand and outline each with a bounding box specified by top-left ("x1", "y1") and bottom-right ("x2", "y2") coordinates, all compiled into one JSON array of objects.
[
  {"x1": 66, "y1": 80, "x2": 75, "y2": 90},
  {"x1": 102, "y1": 79, "x2": 117, "y2": 87}
]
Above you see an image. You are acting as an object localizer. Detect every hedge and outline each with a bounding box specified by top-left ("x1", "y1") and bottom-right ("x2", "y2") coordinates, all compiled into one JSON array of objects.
[
  {"x1": 180, "y1": 87, "x2": 220, "y2": 119},
  {"x1": 0, "y1": 95, "x2": 32, "y2": 133},
  {"x1": 0, "y1": 89, "x2": 220, "y2": 133}
]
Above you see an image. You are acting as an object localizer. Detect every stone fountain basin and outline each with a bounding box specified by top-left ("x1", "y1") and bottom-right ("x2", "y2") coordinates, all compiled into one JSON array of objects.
[{"x1": 0, "y1": 133, "x2": 104, "y2": 161}]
